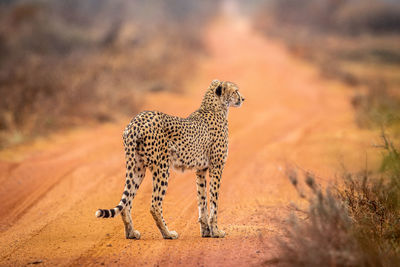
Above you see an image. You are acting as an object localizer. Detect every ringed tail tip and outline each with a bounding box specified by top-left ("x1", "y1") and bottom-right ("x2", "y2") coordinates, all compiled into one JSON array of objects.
[{"x1": 95, "y1": 209, "x2": 102, "y2": 218}]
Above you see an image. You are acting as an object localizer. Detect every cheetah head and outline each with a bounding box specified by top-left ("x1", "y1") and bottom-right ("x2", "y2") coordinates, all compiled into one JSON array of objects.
[{"x1": 213, "y1": 80, "x2": 245, "y2": 108}]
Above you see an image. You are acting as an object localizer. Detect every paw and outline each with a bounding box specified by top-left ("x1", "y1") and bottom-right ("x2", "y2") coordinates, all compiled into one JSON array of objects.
[
  {"x1": 211, "y1": 227, "x2": 226, "y2": 238},
  {"x1": 126, "y1": 229, "x2": 141, "y2": 239},
  {"x1": 163, "y1": 230, "x2": 179, "y2": 240},
  {"x1": 200, "y1": 224, "x2": 211, "y2": 238}
]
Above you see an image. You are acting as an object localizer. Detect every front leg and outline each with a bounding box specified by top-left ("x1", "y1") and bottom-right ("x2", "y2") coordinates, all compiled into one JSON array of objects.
[
  {"x1": 196, "y1": 168, "x2": 210, "y2": 237},
  {"x1": 208, "y1": 166, "x2": 226, "y2": 238}
]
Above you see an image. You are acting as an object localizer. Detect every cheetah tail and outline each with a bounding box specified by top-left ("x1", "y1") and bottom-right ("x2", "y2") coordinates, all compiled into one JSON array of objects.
[
  {"x1": 95, "y1": 187, "x2": 130, "y2": 218},
  {"x1": 96, "y1": 126, "x2": 136, "y2": 219}
]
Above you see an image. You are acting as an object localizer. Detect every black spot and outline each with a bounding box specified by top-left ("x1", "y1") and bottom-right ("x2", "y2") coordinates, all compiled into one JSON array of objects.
[
  {"x1": 122, "y1": 198, "x2": 127, "y2": 204},
  {"x1": 117, "y1": 205, "x2": 123, "y2": 211},
  {"x1": 161, "y1": 181, "x2": 164, "y2": 186},
  {"x1": 123, "y1": 191, "x2": 129, "y2": 196},
  {"x1": 162, "y1": 190, "x2": 165, "y2": 195},
  {"x1": 110, "y1": 209, "x2": 116, "y2": 217}
]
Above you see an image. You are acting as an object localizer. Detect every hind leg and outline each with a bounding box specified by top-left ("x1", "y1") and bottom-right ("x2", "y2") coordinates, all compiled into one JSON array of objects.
[
  {"x1": 121, "y1": 206, "x2": 141, "y2": 239},
  {"x1": 149, "y1": 161, "x2": 178, "y2": 239},
  {"x1": 121, "y1": 158, "x2": 146, "y2": 239}
]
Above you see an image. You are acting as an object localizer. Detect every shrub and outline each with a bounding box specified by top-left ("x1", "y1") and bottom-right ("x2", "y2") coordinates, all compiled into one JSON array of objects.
[
  {"x1": 265, "y1": 0, "x2": 400, "y2": 34},
  {"x1": 254, "y1": 0, "x2": 400, "y2": 131},
  {"x1": 352, "y1": 80, "x2": 400, "y2": 128},
  {"x1": 0, "y1": 0, "x2": 219, "y2": 147},
  {"x1": 335, "y1": 1, "x2": 400, "y2": 34},
  {"x1": 269, "y1": 133, "x2": 400, "y2": 266},
  {"x1": 268, "y1": 170, "x2": 363, "y2": 266}
]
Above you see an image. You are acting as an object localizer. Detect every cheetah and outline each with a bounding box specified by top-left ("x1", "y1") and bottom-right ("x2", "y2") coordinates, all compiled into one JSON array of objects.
[{"x1": 95, "y1": 79, "x2": 245, "y2": 239}]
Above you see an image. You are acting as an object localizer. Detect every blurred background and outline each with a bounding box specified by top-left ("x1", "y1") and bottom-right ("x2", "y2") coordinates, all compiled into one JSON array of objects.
[
  {"x1": 1, "y1": 1, "x2": 400, "y2": 265},
  {"x1": 0, "y1": 0, "x2": 219, "y2": 147},
  {"x1": 252, "y1": 0, "x2": 400, "y2": 129},
  {"x1": 0, "y1": 0, "x2": 399, "y2": 148}
]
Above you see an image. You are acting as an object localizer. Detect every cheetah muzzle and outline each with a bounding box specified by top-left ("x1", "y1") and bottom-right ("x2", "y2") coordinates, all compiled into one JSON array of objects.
[{"x1": 95, "y1": 79, "x2": 245, "y2": 239}]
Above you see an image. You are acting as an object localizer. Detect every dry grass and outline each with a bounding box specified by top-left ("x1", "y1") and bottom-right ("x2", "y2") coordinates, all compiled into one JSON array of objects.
[
  {"x1": 0, "y1": 0, "x2": 219, "y2": 148},
  {"x1": 253, "y1": 0, "x2": 400, "y2": 130},
  {"x1": 267, "y1": 170, "x2": 362, "y2": 266},
  {"x1": 268, "y1": 133, "x2": 400, "y2": 266}
]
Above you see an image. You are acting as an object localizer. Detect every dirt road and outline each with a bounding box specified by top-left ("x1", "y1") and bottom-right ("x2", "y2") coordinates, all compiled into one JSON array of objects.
[{"x1": 0, "y1": 14, "x2": 376, "y2": 266}]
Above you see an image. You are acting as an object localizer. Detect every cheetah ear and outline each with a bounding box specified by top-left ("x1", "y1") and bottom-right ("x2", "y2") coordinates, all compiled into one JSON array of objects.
[
  {"x1": 211, "y1": 79, "x2": 220, "y2": 85},
  {"x1": 215, "y1": 81, "x2": 225, "y2": 97}
]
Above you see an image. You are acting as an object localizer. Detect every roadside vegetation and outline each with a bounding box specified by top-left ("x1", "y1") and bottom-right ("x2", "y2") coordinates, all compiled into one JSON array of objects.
[
  {"x1": 254, "y1": 0, "x2": 400, "y2": 131},
  {"x1": 268, "y1": 132, "x2": 400, "y2": 266},
  {"x1": 0, "y1": 0, "x2": 218, "y2": 148},
  {"x1": 249, "y1": 1, "x2": 400, "y2": 265}
]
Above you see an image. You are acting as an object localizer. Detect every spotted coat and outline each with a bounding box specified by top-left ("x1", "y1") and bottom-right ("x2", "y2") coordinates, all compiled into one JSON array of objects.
[{"x1": 96, "y1": 80, "x2": 245, "y2": 239}]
